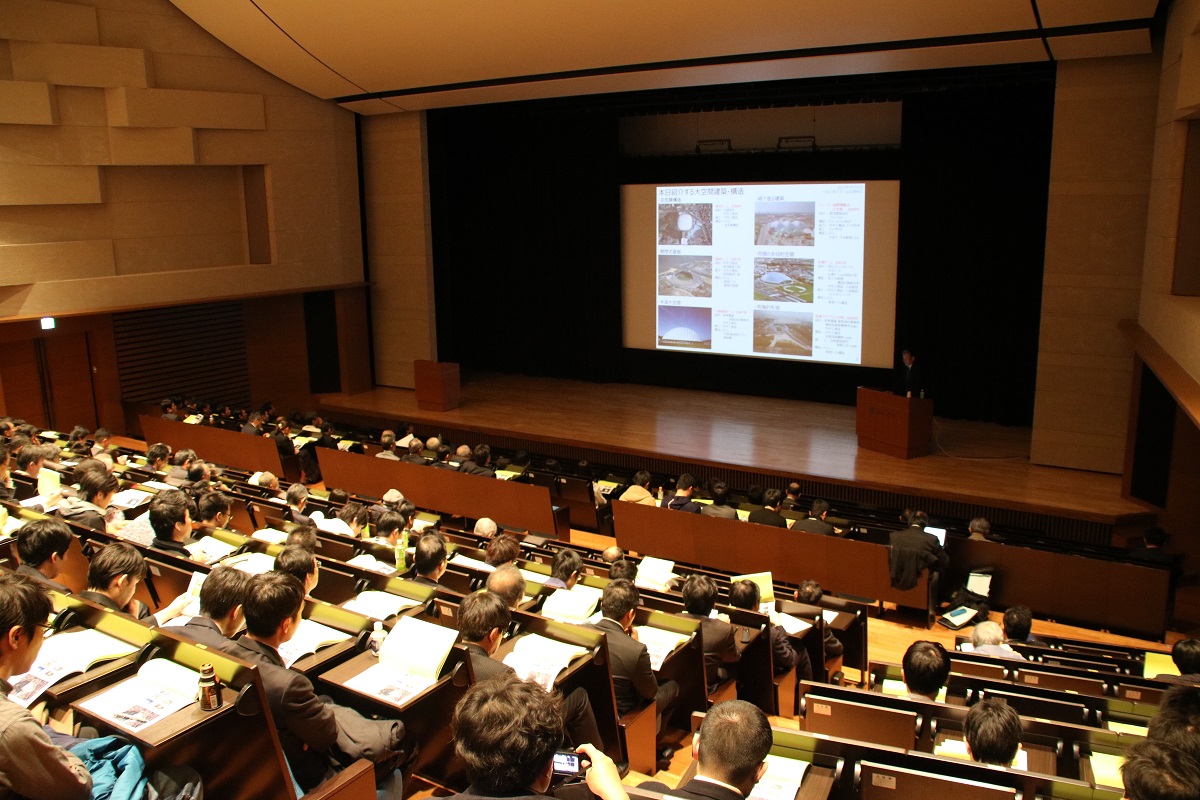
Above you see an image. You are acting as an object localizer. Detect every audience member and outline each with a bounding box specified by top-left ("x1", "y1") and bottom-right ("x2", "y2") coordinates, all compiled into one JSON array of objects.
[
  {"x1": 484, "y1": 534, "x2": 521, "y2": 567},
  {"x1": 1120, "y1": 738, "x2": 1200, "y2": 800},
  {"x1": 59, "y1": 470, "x2": 117, "y2": 533},
  {"x1": 700, "y1": 481, "x2": 738, "y2": 520},
  {"x1": 640, "y1": 700, "x2": 772, "y2": 800},
  {"x1": 413, "y1": 533, "x2": 448, "y2": 586},
  {"x1": 445, "y1": 674, "x2": 626, "y2": 800},
  {"x1": 609, "y1": 559, "x2": 638, "y2": 581},
  {"x1": 0, "y1": 573, "x2": 93, "y2": 799},
  {"x1": 964, "y1": 698, "x2": 1021, "y2": 766},
  {"x1": 793, "y1": 580, "x2": 845, "y2": 663},
  {"x1": 285, "y1": 524, "x2": 319, "y2": 553},
  {"x1": 967, "y1": 517, "x2": 990, "y2": 541},
  {"x1": 81, "y1": 542, "x2": 188, "y2": 624},
  {"x1": 1148, "y1": 686, "x2": 1200, "y2": 763},
  {"x1": 970, "y1": 620, "x2": 1024, "y2": 661},
  {"x1": 666, "y1": 473, "x2": 702, "y2": 513},
  {"x1": 284, "y1": 483, "x2": 311, "y2": 525},
  {"x1": 729, "y1": 579, "x2": 808, "y2": 681},
  {"x1": 746, "y1": 488, "x2": 788, "y2": 528},
  {"x1": 275, "y1": 545, "x2": 320, "y2": 596},
  {"x1": 15, "y1": 518, "x2": 74, "y2": 593},
  {"x1": 781, "y1": 482, "x2": 804, "y2": 512},
  {"x1": 148, "y1": 488, "x2": 194, "y2": 558},
  {"x1": 474, "y1": 517, "x2": 498, "y2": 538},
  {"x1": 792, "y1": 500, "x2": 837, "y2": 535},
  {"x1": 618, "y1": 471, "x2": 656, "y2": 505},
  {"x1": 195, "y1": 490, "x2": 233, "y2": 535},
  {"x1": 888, "y1": 510, "x2": 948, "y2": 590},
  {"x1": 901, "y1": 640, "x2": 950, "y2": 701},
  {"x1": 400, "y1": 440, "x2": 427, "y2": 465},
  {"x1": 545, "y1": 548, "x2": 583, "y2": 589},
  {"x1": 174, "y1": 565, "x2": 251, "y2": 650},
  {"x1": 679, "y1": 575, "x2": 740, "y2": 689},
  {"x1": 485, "y1": 565, "x2": 526, "y2": 609},
  {"x1": 376, "y1": 433, "x2": 400, "y2": 460},
  {"x1": 1002, "y1": 606, "x2": 1046, "y2": 647},
  {"x1": 1154, "y1": 640, "x2": 1200, "y2": 685},
  {"x1": 600, "y1": 545, "x2": 624, "y2": 563}
]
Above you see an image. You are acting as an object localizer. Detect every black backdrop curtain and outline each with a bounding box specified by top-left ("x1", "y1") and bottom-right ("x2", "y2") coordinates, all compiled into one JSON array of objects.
[{"x1": 426, "y1": 65, "x2": 1054, "y2": 425}]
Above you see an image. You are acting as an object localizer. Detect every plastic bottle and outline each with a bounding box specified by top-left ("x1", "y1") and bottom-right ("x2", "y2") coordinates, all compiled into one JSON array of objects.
[{"x1": 368, "y1": 621, "x2": 386, "y2": 656}]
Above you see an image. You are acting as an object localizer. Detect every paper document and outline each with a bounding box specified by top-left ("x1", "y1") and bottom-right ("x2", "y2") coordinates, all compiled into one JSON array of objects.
[
  {"x1": 732, "y1": 571, "x2": 775, "y2": 603},
  {"x1": 777, "y1": 613, "x2": 812, "y2": 636},
  {"x1": 343, "y1": 616, "x2": 458, "y2": 707},
  {"x1": 38, "y1": 468, "x2": 61, "y2": 498},
  {"x1": 635, "y1": 557, "x2": 677, "y2": 592},
  {"x1": 342, "y1": 590, "x2": 419, "y2": 620},
  {"x1": 411, "y1": 516, "x2": 435, "y2": 533},
  {"x1": 184, "y1": 536, "x2": 237, "y2": 563},
  {"x1": 78, "y1": 659, "x2": 199, "y2": 732},
  {"x1": 2, "y1": 514, "x2": 26, "y2": 537},
  {"x1": 1106, "y1": 720, "x2": 1147, "y2": 735},
  {"x1": 110, "y1": 489, "x2": 154, "y2": 510},
  {"x1": 519, "y1": 569, "x2": 550, "y2": 586},
  {"x1": 277, "y1": 619, "x2": 352, "y2": 668},
  {"x1": 141, "y1": 481, "x2": 176, "y2": 492},
  {"x1": 223, "y1": 552, "x2": 277, "y2": 575},
  {"x1": 9, "y1": 629, "x2": 140, "y2": 708},
  {"x1": 1144, "y1": 650, "x2": 1177, "y2": 678},
  {"x1": 502, "y1": 633, "x2": 588, "y2": 692},
  {"x1": 1089, "y1": 752, "x2": 1125, "y2": 789},
  {"x1": 252, "y1": 528, "x2": 289, "y2": 545},
  {"x1": 748, "y1": 754, "x2": 810, "y2": 800},
  {"x1": 495, "y1": 470, "x2": 521, "y2": 481},
  {"x1": 346, "y1": 553, "x2": 398, "y2": 575},
  {"x1": 821, "y1": 609, "x2": 838, "y2": 624},
  {"x1": 450, "y1": 554, "x2": 496, "y2": 573},
  {"x1": 540, "y1": 585, "x2": 602, "y2": 624},
  {"x1": 879, "y1": 679, "x2": 947, "y2": 703},
  {"x1": 635, "y1": 626, "x2": 690, "y2": 671}
]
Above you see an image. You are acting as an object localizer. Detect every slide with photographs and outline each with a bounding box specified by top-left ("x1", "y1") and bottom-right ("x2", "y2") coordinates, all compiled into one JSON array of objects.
[{"x1": 654, "y1": 183, "x2": 865, "y2": 365}]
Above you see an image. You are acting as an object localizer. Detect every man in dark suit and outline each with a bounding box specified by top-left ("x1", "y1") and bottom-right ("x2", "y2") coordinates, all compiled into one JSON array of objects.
[
  {"x1": 678, "y1": 575, "x2": 741, "y2": 689},
  {"x1": 241, "y1": 411, "x2": 265, "y2": 435},
  {"x1": 174, "y1": 566, "x2": 250, "y2": 651},
  {"x1": 700, "y1": 482, "x2": 739, "y2": 520},
  {"x1": 443, "y1": 674, "x2": 626, "y2": 800},
  {"x1": 229, "y1": 571, "x2": 408, "y2": 793},
  {"x1": 640, "y1": 700, "x2": 772, "y2": 800},
  {"x1": 458, "y1": 591, "x2": 605, "y2": 751},
  {"x1": 458, "y1": 443, "x2": 496, "y2": 478},
  {"x1": 746, "y1": 488, "x2": 788, "y2": 528},
  {"x1": 400, "y1": 440, "x2": 428, "y2": 465},
  {"x1": 728, "y1": 580, "x2": 809, "y2": 682},
  {"x1": 1152, "y1": 639, "x2": 1200, "y2": 685},
  {"x1": 791, "y1": 499, "x2": 837, "y2": 535},
  {"x1": 897, "y1": 348, "x2": 924, "y2": 397},
  {"x1": 888, "y1": 510, "x2": 948, "y2": 590},
  {"x1": 587, "y1": 580, "x2": 679, "y2": 738},
  {"x1": 1001, "y1": 605, "x2": 1048, "y2": 648}
]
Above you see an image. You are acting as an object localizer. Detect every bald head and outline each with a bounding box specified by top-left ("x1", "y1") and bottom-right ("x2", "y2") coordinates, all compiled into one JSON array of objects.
[
  {"x1": 600, "y1": 546, "x2": 624, "y2": 563},
  {"x1": 486, "y1": 565, "x2": 526, "y2": 609},
  {"x1": 474, "y1": 517, "x2": 498, "y2": 538}
]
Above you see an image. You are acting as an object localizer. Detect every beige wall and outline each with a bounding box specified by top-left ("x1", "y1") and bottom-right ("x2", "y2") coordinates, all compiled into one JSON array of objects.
[
  {"x1": 0, "y1": 0, "x2": 363, "y2": 321},
  {"x1": 1030, "y1": 55, "x2": 1159, "y2": 473},
  {"x1": 1138, "y1": 0, "x2": 1200, "y2": 386},
  {"x1": 360, "y1": 112, "x2": 437, "y2": 388}
]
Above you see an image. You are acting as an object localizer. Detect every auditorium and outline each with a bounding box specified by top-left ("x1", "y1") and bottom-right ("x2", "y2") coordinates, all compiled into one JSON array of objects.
[{"x1": 2, "y1": 1, "x2": 1200, "y2": 798}]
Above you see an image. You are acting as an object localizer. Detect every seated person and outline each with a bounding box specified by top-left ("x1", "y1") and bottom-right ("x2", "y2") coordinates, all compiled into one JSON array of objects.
[
  {"x1": 1001, "y1": 605, "x2": 1047, "y2": 647},
  {"x1": 445, "y1": 674, "x2": 626, "y2": 800},
  {"x1": 317, "y1": 501, "x2": 369, "y2": 538},
  {"x1": 967, "y1": 517, "x2": 990, "y2": 541},
  {"x1": 485, "y1": 565, "x2": 526, "y2": 610},
  {"x1": 544, "y1": 548, "x2": 582, "y2": 590},
  {"x1": 284, "y1": 483, "x2": 311, "y2": 526},
  {"x1": 781, "y1": 482, "x2": 804, "y2": 512},
  {"x1": 1154, "y1": 639, "x2": 1200, "y2": 685},
  {"x1": 600, "y1": 546, "x2": 624, "y2": 564},
  {"x1": 375, "y1": 433, "x2": 400, "y2": 460},
  {"x1": 640, "y1": 699, "x2": 772, "y2": 800},
  {"x1": 79, "y1": 542, "x2": 188, "y2": 625},
  {"x1": 144, "y1": 442, "x2": 172, "y2": 473},
  {"x1": 0, "y1": 573, "x2": 93, "y2": 800},
  {"x1": 194, "y1": 490, "x2": 233, "y2": 536},
  {"x1": 458, "y1": 444, "x2": 496, "y2": 478},
  {"x1": 901, "y1": 640, "x2": 950, "y2": 702},
  {"x1": 888, "y1": 510, "x2": 949, "y2": 590},
  {"x1": 970, "y1": 620, "x2": 1025, "y2": 661},
  {"x1": 618, "y1": 471, "x2": 657, "y2": 506},
  {"x1": 458, "y1": 591, "x2": 604, "y2": 751},
  {"x1": 1120, "y1": 738, "x2": 1200, "y2": 800},
  {"x1": 1148, "y1": 686, "x2": 1200, "y2": 763},
  {"x1": 89, "y1": 428, "x2": 113, "y2": 459},
  {"x1": 148, "y1": 489, "x2": 194, "y2": 559},
  {"x1": 666, "y1": 473, "x2": 702, "y2": 514},
  {"x1": 699, "y1": 481, "x2": 738, "y2": 519},
  {"x1": 174, "y1": 565, "x2": 251, "y2": 650},
  {"x1": 746, "y1": 488, "x2": 788, "y2": 528},
  {"x1": 228, "y1": 571, "x2": 408, "y2": 793},
  {"x1": 412, "y1": 533, "x2": 448, "y2": 586},
  {"x1": 587, "y1": 580, "x2": 679, "y2": 742},
  {"x1": 275, "y1": 545, "x2": 320, "y2": 597},
  {"x1": 473, "y1": 517, "x2": 498, "y2": 538},
  {"x1": 739, "y1": 485, "x2": 766, "y2": 515},
  {"x1": 792, "y1": 499, "x2": 838, "y2": 535},
  {"x1": 793, "y1": 580, "x2": 845, "y2": 666},
  {"x1": 678, "y1": 575, "x2": 740, "y2": 689},
  {"x1": 484, "y1": 534, "x2": 520, "y2": 567},
  {"x1": 608, "y1": 559, "x2": 637, "y2": 582},
  {"x1": 0, "y1": 441, "x2": 14, "y2": 501},
  {"x1": 59, "y1": 470, "x2": 118, "y2": 533},
  {"x1": 15, "y1": 518, "x2": 74, "y2": 593},
  {"x1": 728, "y1": 579, "x2": 809, "y2": 681},
  {"x1": 400, "y1": 440, "x2": 427, "y2": 465},
  {"x1": 964, "y1": 698, "x2": 1021, "y2": 765},
  {"x1": 273, "y1": 417, "x2": 295, "y2": 460}
]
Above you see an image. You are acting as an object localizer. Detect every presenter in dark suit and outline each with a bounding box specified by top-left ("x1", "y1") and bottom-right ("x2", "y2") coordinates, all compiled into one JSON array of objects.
[
  {"x1": 442, "y1": 674, "x2": 627, "y2": 800},
  {"x1": 639, "y1": 700, "x2": 772, "y2": 800},
  {"x1": 897, "y1": 348, "x2": 924, "y2": 397}
]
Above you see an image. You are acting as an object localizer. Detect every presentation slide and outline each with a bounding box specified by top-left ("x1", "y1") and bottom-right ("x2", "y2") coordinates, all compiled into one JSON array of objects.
[{"x1": 621, "y1": 181, "x2": 899, "y2": 369}]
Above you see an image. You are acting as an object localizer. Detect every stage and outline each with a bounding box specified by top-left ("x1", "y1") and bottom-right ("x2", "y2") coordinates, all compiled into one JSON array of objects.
[{"x1": 316, "y1": 373, "x2": 1151, "y2": 539}]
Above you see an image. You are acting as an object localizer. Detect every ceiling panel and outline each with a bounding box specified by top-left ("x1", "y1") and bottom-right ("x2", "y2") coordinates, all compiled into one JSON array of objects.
[
  {"x1": 1048, "y1": 29, "x2": 1153, "y2": 60},
  {"x1": 1035, "y1": 0, "x2": 1158, "y2": 29}
]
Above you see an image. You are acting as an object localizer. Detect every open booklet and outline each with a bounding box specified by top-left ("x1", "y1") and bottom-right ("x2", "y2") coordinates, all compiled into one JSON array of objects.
[
  {"x1": 184, "y1": 536, "x2": 238, "y2": 564},
  {"x1": 223, "y1": 552, "x2": 277, "y2": 575},
  {"x1": 346, "y1": 553, "x2": 399, "y2": 575},
  {"x1": 343, "y1": 616, "x2": 458, "y2": 707},
  {"x1": 77, "y1": 658, "x2": 200, "y2": 733},
  {"x1": 776, "y1": 614, "x2": 813, "y2": 636},
  {"x1": 110, "y1": 488, "x2": 154, "y2": 511},
  {"x1": 501, "y1": 633, "x2": 588, "y2": 692},
  {"x1": 732, "y1": 571, "x2": 776, "y2": 604},
  {"x1": 539, "y1": 585, "x2": 603, "y2": 624},
  {"x1": 518, "y1": 569, "x2": 550, "y2": 586},
  {"x1": 634, "y1": 556, "x2": 678, "y2": 593},
  {"x1": 934, "y1": 737, "x2": 1028, "y2": 771},
  {"x1": 748, "y1": 754, "x2": 811, "y2": 800},
  {"x1": 634, "y1": 625, "x2": 691, "y2": 671},
  {"x1": 251, "y1": 528, "x2": 290, "y2": 545},
  {"x1": 341, "y1": 590, "x2": 420, "y2": 621},
  {"x1": 277, "y1": 619, "x2": 353, "y2": 668},
  {"x1": 8, "y1": 629, "x2": 141, "y2": 708},
  {"x1": 448, "y1": 553, "x2": 495, "y2": 573}
]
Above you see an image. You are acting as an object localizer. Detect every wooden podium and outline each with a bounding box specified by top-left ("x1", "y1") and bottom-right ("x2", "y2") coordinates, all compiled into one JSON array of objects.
[
  {"x1": 855, "y1": 387, "x2": 933, "y2": 459},
  {"x1": 414, "y1": 360, "x2": 461, "y2": 411}
]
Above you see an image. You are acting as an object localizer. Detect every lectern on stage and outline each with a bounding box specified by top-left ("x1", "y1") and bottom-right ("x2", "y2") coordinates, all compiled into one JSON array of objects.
[
  {"x1": 855, "y1": 387, "x2": 933, "y2": 459},
  {"x1": 414, "y1": 360, "x2": 461, "y2": 411}
]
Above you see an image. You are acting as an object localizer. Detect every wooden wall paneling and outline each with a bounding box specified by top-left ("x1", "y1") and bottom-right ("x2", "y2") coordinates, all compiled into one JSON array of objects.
[
  {"x1": 42, "y1": 331, "x2": 98, "y2": 431},
  {"x1": 335, "y1": 287, "x2": 371, "y2": 395},
  {"x1": 243, "y1": 294, "x2": 313, "y2": 412},
  {"x1": 0, "y1": 339, "x2": 47, "y2": 426},
  {"x1": 140, "y1": 415, "x2": 282, "y2": 474}
]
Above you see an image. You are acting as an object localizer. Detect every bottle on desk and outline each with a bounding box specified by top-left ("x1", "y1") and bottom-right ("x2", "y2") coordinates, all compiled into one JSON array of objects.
[
  {"x1": 368, "y1": 622, "x2": 386, "y2": 656},
  {"x1": 198, "y1": 663, "x2": 221, "y2": 711}
]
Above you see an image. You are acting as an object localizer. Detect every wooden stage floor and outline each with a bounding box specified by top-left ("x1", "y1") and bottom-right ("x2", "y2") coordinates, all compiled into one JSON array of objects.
[{"x1": 317, "y1": 374, "x2": 1147, "y2": 526}]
